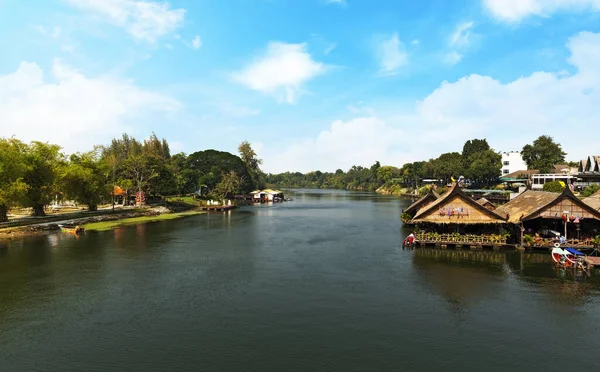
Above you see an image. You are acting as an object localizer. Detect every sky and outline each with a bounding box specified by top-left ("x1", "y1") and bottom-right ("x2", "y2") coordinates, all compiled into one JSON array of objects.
[{"x1": 1, "y1": 0, "x2": 599, "y2": 173}]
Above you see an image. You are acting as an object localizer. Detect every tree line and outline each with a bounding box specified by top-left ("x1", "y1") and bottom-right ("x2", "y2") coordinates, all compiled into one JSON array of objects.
[
  {"x1": 266, "y1": 138, "x2": 504, "y2": 192},
  {"x1": 266, "y1": 135, "x2": 571, "y2": 193},
  {"x1": 0, "y1": 134, "x2": 264, "y2": 222}
]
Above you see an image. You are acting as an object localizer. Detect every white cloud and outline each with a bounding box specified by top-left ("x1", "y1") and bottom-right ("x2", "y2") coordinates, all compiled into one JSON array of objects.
[
  {"x1": 411, "y1": 39, "x2": 420, "y2": 46},
  {"x1": 325, "y1": 0, "x2": 346, "y2": 4},
  {"x1": 191, "y1": 35, "x2": 202, "y2": 50},
  {"x1": 0, "y1": 60, "x2": 180, "y2": 153},
  {"x1": 450, "y1": 21, "x2": 473, "y2": 47},
  {"x1": 483, "y1": 0, "x2": 600, "y2": 22},
  {"x1": 233, "y1": 42, "x2": 326, "y2": 103},
  {"x1": 263, "y1": 118, "x2": 404, "y2": 172},
  {"x1": 444, "y1": 51, "x2": 463, "y2": 65},
  {"x1": 377, "y1": 33, "x2": 408, "y2": 75},
  {"x1": 64, "y1": 0, "x2": 185, "y2": 42},
  {"x1": 262, "y1": 31, "x2": 600, "y2": 172}
]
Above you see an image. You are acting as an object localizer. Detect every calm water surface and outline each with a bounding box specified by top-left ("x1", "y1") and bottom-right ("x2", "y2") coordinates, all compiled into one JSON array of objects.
[{"x1": 1, "y1": 189, "x2": 599, "y2": 372}]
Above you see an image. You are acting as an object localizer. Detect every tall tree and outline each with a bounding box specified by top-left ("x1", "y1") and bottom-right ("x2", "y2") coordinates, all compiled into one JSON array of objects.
[
  {"x1": 213, "y1": 170, "x2": 245, "y2": 199},
  {"x1": 0, "y1": 138, "x2": 28, "y2": 222},
  {"x1": 465, "y1": 149, "x2": 502, "y2": 186},
  {"x1": 60, "y1": 151, "x2": 108, "y2": 211},
  {"x1": 521, "y1": 135, "x2": 566, "y2": 173},
  {"x1": 21, "y1": 142, "x2": 63, "y2": 216},
  {"x1": 238, "y1": 140, "x2": 264, "y2": 189}
]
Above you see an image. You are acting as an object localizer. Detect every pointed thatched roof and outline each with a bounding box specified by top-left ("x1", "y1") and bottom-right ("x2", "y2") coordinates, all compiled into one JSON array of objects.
[
  {"x1": 404, "y1": 189, "x2": 440, "y2": 215},
  {"x1": 583, "y1": 188, "x2": 600, "y2": 211},
  {"x1": 411, "y1": 183, "x2": 507, "y2": 224},
  {"x1": 497, "y1": 187, "x2": 600, "y2": 223},
  {"x1": 495, "y1": 191, "x2": 558, "y2": 223}
]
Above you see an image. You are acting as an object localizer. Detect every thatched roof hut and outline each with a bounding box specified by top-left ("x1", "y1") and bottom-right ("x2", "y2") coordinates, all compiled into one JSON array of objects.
[
  {"x1": 411, "y1": 183, "x2": 507, "y2": 224},
  {"x1": 404, "y1": 189, "x2": 440, "y2": 216},
  {"x1": 496, "y1": 187, "x2": 600, "y2": 223},
  {"x1": 583, "y1": 189, "x2": 600, "y2": 211},
  {"x1": 475, "y1": 197, "x2": 496, "y2": 211}
]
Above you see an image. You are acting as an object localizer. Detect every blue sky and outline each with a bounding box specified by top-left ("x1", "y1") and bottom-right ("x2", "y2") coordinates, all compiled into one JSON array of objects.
[{"x1": 1, "y1": 0, "x2": 599, "y2": 172}]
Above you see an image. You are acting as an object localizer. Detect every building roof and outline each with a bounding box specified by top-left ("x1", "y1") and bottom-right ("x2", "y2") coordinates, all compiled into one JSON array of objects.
[
  {"x1": 583, "y1": 189, "x2": 600, "y2": 211},
  {"x1": 251, "y1": 189, "x2": 283, "y2": 195},
  {"x1": 502, "y1": 169, "x2": 539, "y2": 179},
  {"x1": 476, "y1": 197, "x2": 494, "y2": 207},
  {"x1": 411, "y1": 183, "x2": 506, "y2": 224},
  {"x1": 495, "y1": 190, "x2": 559, "y2": 223},
  {"x1": 404, "y1": 189, "x2": 440, "y2": 215},
  {"x1": 497, "y1": 187, "x2": 600, "y2": 223}
]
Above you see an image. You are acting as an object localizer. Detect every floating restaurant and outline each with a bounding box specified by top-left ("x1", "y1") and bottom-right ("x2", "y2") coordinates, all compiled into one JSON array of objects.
[{"x1": 408, "y1": 183, "x2": 600, "y2": 250}]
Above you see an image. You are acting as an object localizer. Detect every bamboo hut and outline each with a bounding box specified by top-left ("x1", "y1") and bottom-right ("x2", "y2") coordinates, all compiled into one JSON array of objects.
[
  {"x1": 402, "y1": 188, "x2": 440, "y2": 224},
  {"x1": 496, "y1": 187, "x2": 600, "y2": 248},
  {"x1": 410, "y1": 183, "x2": 510, "y2": 246}
]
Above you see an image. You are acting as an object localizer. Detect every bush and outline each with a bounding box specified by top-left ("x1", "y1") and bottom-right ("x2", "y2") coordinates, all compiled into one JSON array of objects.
[
  {"x1": 542, "y1": 181, "x2": 564, "y2": 193},
  {"x1": 581, "y1": 184, "x2": 600, "y2": 197}
]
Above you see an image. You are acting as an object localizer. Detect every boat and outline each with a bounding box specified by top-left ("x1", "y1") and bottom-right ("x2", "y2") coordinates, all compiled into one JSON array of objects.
[
  {"x1": 551, "y1": 245, "x2": 586, "y2": 269},
  {"x1": 58, "y1": 224, "x2": 85, "y2": 235},
  {"x1": 564, "y1": 247, "x2": 586, "y2": 268},
  {"x1": 551, "y1": 246, "x2": 569, "y2": 265},
  {"x1": 403, "y1": 234, "x2": 416, "y2": 247}
]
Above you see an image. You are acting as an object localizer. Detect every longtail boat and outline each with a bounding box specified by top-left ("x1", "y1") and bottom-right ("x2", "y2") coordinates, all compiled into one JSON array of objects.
[{"x1": 58, "y1": 224, "x2": 85, "y2": 235}]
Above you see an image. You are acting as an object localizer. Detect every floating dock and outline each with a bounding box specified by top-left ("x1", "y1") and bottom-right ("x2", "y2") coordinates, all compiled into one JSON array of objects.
[{"x1": 200, "y1": 205, "x2": 236, "y2": 212}]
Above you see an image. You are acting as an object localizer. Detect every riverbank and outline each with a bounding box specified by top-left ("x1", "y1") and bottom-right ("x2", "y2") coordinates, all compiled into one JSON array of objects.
[
  {"x1": 83, "y1": 210, "x2": 204, "y2": 232},
  {"x1": 0, "y1": 201, "x2": 200, "y2": 240}
]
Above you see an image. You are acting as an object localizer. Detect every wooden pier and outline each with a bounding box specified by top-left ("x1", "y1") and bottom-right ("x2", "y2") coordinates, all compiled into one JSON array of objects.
[
  {"x1": 583, "y1": 256, "x2": 600, "y2": 269},
  {"x1": 200, "y1": 205, "x2": 236, "y2": 212}
]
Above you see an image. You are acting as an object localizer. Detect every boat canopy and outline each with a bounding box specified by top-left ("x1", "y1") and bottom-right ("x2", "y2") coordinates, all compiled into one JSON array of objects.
[{"x1": 566, "y1": 247, "x2": 585, "y2": 256}]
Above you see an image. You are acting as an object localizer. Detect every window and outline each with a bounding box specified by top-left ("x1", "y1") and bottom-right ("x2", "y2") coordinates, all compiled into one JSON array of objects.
[
  {"x1": 503, "y1": 169, "x2": 509, "y2": 174},
  {"x1": 503, "y1": 161, "x2": 510, "y2": 166}
]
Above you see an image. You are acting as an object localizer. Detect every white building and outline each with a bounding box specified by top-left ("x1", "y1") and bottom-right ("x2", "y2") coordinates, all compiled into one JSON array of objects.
[{"x1": 500, "y1": 151, "x2": 528, "y2": 176}]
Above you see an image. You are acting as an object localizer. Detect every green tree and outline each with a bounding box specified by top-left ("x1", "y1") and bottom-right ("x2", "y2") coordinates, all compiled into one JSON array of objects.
[
  {"x1": 188, "y1": 149, "x2": 254, "y2": 193},
  {"x1": 124, "y1": 154, "x2": 157, "y2": 206},
  {"x1": 21, "y1": 142, "x2": 63, "y2": 216},
  {"x1": 543, "y1": 180, "x2": 565, "y2": 193},
  {"x1": 60, "y1": 151, "x2": 108, "y2": 211},
  {"x1": 238, "y1": 140, "x2": 264, "y2": 189},
  {"x1": 433, "y1": 152, "x2": 464, "y2": 184},
  {"x1": 465, "y1": 150, "x2": 502, "y2": 186},
  {"x1": 521, "y1": 135, "x2": 566, "y2": 173},
  {"x1": 0, "y1": 138, "x2": 28, "y2": 222},
  {"x1": 462, "y1": 139, "x2": 490, "y2": 168},
  {"x1": 212, "y1": 170, "x2": 245, "y2": 198}
]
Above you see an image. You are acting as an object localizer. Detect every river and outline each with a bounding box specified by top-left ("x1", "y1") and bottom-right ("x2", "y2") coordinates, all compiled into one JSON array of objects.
[{"x1": 1, "y1": 189, "x2": 599, "y2": 371}]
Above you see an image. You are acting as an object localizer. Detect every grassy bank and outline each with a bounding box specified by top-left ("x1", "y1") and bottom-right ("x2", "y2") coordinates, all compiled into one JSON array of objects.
[{"x1": 83, "y1": 210, "x2": 204, "y2": 232}]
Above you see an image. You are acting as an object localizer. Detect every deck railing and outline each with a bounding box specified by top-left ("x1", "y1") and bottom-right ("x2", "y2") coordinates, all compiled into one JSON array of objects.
[{"x1": 414, "y1": 232, "x2": 508, "y2": 245}]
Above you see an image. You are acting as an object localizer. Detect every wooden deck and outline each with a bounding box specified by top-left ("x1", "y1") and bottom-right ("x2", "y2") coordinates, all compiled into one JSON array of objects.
[
  {"x1": 583, "y1": 256, "x2": 600, "y2": 269},
  {"x1": 200, "y1": 205, "x2": 236, "y2": 212}
]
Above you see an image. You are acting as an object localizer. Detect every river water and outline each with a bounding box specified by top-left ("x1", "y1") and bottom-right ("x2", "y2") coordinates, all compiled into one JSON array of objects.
[{"x1": 1, "y1": 189, "x2": 599, "y2": 372}]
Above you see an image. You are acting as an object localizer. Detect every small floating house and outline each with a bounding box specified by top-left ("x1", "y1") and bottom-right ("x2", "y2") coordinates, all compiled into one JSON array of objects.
[
  {"x1": 250, "y1": 189, "x2": 284, "y2": 202},
  {"x1": 410, "y1": 183, "x2": 510, "y2": 246}
]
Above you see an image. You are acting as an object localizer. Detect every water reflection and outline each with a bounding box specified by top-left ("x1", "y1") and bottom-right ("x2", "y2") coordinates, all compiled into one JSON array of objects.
[{"x1": 411, "y1": 249, "x2": 506, "y2": 315}]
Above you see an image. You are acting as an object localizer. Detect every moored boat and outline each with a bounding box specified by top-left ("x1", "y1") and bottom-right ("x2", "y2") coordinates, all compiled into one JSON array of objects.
[{"x1": 551, "y1": 247, "x2": 568, "y2": 266}]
